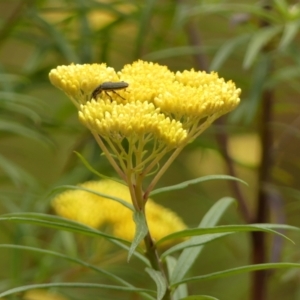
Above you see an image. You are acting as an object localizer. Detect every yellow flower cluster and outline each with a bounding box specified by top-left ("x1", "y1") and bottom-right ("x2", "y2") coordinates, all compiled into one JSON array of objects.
[
  {"x1": 155, "y1": 70, "x2": 240, "y2": 122},
  {"x1": 49, "y1": 60, "x2": 241, "y2": 187},
  {"x1": 49, "y1": 63, "x2": 118, "y2": 107},
  {"x1": 117, "y1": 61, "x2": 175, "y2": 103},
  {"x1": 52, "y1": 180, "x2": 187, "y2": 245},
  {"x1": 79, "y1": 100, "x2": 187, "y2": 148},
  {"x1": 49, "y1": 60, "x2": 241, "y2": 144}
]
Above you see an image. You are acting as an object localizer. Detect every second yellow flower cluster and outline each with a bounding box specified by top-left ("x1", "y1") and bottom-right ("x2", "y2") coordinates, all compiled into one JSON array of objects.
[{"x1": 52, "y1": 180, "x2": 187, "y2": 245}]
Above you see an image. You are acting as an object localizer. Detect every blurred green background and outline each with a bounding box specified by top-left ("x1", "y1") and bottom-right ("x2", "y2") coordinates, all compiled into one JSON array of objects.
[{"x1": 1, "y1": 0, "x2": 300, "y2": 299}]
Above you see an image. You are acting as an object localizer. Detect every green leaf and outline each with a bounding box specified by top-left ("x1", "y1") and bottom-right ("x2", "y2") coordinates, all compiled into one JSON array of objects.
[
  {"x1": 0, "y1": 74, "x2": 28, "y2": 86},
  {"x1": 158, "y1": 224, "x2": 296, "y2": 246},
  {"x1": 0, "y1": 282, "x2": 156, "y2": 298},
  {"x1": 165, "y1": 256, "x2": 188, "y2": 300},
  {"x1": 128, "y1": 211, "x2": 148, "y2": 261},
  {"x1": 279, "y1": 20, "x2": 300, "y2": 50},
  {"x1": 145, "y1": 268, "x2": 167, "y2": 300},
  {"x1": 172, "y1": 263, "x2": 300, "y2": 286},
  {"x1": 0, "y1": 244, "x2": 130, "y2": 287},
  {"x1": 169, "y1": 197, "x2": 236, "y2": 284},
  {"x1": 188, "y1": 4, "x2": 277, "y2": 23},
  {"x1": 198, "y1": 197, "x2": 236, "y2": 227},
  {"x1": 74, "y1": 151, "x2": 125, "y2": 184},
  {"x1": 0, "y1": 91, "x2": 48, "y2": 110},
  {"x1": 269, "y1": 66, "x2": 300, "y2": 86},
  {"x1": 0, "y1": 119, "x2": 52, "y2": 145},
  {"x1": 77, "y1": 3, "x2": 93, "y2": 63},
  {"x1": 243, "y1": 26, "x2": 282, "y2": 69},
  {"x1": 180, "y1": 296, "x2": 219, "y2": 300},
  {"x1": 50, "y1": 184, "x2": 134, "y2": 211},
  {"x1": 161, "y1": 232, "x2": 232, "y2": 259},
  {"x1": 0, "y1": 244, "x2": 154, "y2": 300},
  {"x1": 0, "y1": 212, "x2": 150, "y2": 265},
  {"x1": 0, "y1": 100, "x2": 42, "y2": 123},
  {"x1": 0, "y1": 212, "x2": 124, "y2": 241},
  {"x1": 210, "y1": 35, "x2": 250, "y2": 71},
  {"x1": 274, "y1": 0, "x2": 289, "y2": 16},
  {"x1": 134, "y1": 0, "x2": 157, "y2": 59},
  {"x1": 144, "y1": 46, "x2": 208, "y2": 61},
  {"x1": 231, "y1": 55, "x2": 271, "y2": 124},
  {"x1": 150, "y1": 176, "x2": 247, "y2": 197},
  {"x1": 0, "y1": 153, "x2": 38, "y2": 187},
  {"x1": 30, "y1": 13, "x2": 79, "y2": 63}
]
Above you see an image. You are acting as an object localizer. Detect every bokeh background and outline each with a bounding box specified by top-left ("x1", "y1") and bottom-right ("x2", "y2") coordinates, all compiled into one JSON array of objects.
[{"x1": 1, "y1": 0, "x2": 300, "y2": 299}]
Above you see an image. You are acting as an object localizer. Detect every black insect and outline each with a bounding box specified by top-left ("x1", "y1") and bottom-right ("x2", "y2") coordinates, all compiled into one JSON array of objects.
[{"x1": 91, "y1": 81, "x2": 129, "y2": 100}]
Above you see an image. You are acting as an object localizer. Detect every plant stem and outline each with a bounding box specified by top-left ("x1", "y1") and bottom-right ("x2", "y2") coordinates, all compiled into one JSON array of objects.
[
  {"x1": 251, "y1": 88, "x2": 273, "y2": 300},
  {"x1": 144, "y1": 231, "x2": 171, "y2": 300},
  {"x1": 215, "y1": 119, "x2": 251, "y2": 223},
  {"x1": 92, "y1": 133, "x2": 126, "y2": 182},
  {"x1": 134, "y1": 173, "x2": 172, "y2": 299}
]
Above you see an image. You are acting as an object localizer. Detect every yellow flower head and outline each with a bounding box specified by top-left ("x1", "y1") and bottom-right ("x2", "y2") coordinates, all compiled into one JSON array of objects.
[
  {"x1": 155, "y1": 69, "x2": 241, "y2": 125},
  {"x1": 49, "y1": 63, "x2": 118, "y2": 107},
  {"x1": 49, "y1": 60, "x2": 241, "y2": 197},
  {"x1": 79, "y1": 99, "x2": 187, "y2": 148},
  {"x1": 49, "y1": 60, "x2": 240, "y2": 136},
  {"x1": 118, "y1": 60, "x2": 175, "y2": 103},
  {"x1": 52, "y1": 180, "x2": 187, "y2": 245},
  {"x1": 52, "y1": 180, "x2": 110, "y2": 228}
]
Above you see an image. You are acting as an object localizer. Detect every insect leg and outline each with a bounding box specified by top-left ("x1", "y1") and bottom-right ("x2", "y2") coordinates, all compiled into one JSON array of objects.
[{"x1": 110, "y1": 90, "x2": 126, "y2": 100}]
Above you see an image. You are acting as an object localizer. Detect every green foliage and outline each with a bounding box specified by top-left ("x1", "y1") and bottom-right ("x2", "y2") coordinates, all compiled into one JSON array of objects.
[
  {"x1": 0, "y1": 198, "x2": 299, "y2": 299},
  {"x1": 1, "y1": 0, "x2": 300, "y2": 299}
]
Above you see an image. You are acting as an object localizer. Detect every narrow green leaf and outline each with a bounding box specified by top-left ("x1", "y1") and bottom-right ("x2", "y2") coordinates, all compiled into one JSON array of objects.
[
  {"x1": 31, "y1": 13, "x2": 79, "y2": 62},
  {"x1": 243, "y1": 26, "x2": 281, "y2": 69},
  {"x1": 279, "y1": 21, "x2": 300, "y2": 50},
  {"x1": 1, "y1": 101, "x2": 42, "y2": 123},
  {"x1": 0, "y1": 244, "x2": 130, "y2": 287},
  {"x1": 165, "y1": 256, "x2": 188, "y2": 300},
  {"x1": 0, "y1": 74, "x2": 28, "y2": 85},
  {"x1": 0, "y1": 153, "x2": 38, "y2": 187},
  {"x1": 0, "y1": 119, "x2": 52, "y2": 145},
  {"x1": 180, "y1": 296, "x2": 219, "y2": 300},
  {"x1": 74, "y1": 151, "x2": 124, "y2": 184},
  {"x1": 0, "y1": 212, "x2": 124, "y2": 241},
  {"x1": 172, "y1": 263, "x2": 300, "y2": 286},
  {"x1": 144, "y1": 46, "x2": 207, "y2": 61},
  {"x1": 188, "y1": 4, "x2": 277, "y2": 23},
  {"x1": 0, "y1": 282, "x2": 155, "y2": 298},
  {"x1": 169, "y1": 198, "x2": 235, "y2": 284},
  {"x1": 0, "y1": 244, "x2": 154, "y2": 300},
  {"x1": 168, "y1": 226, "x2": 298, "y2": 284},
  {"x1": 0, "y1": 91, "x2": 48, "y2": 110},
  {"x1": 22, "y1": 44, "x2": 51, "y2": 74},
  {"x1": 269, "y1": 66, "x2": 300, "y2": 86},
  {"x1": 128, "y1": 211, "x2": 148, "y2": 261},
  {"x1": 231, "y1": 55, "x2": 271, "y2": 124},
  {"x1": 77, "y1": 2, "x2": 93, "y2": 62},
  {"x1": 145, "y1": 268, "x2": 167, "y2": 300},
  {"x1": 200, "y1": 197, "x2": 236, "y2": 227},
  {"x1": 161, "y1": 232, "x2": 232, "y2": 259},
  {"x1": 134, "y1": 0, "x2": 157, "y2": 58},
  {"x1": 50, "y1": 184, "x2": 134, "y2": 211},
  {"x1": 0, "y1": 212, "x2": 150, "y2": 265},
  {"x1": 210, "y1": 35, "x2": 250, "y2": 71},
  {"x1": 274, "y1": 0, "x2": 289, "y2": 15},
  {"x1": 150, "y1": 176, "x2": 247, "y2": 197},
  {"x1": 158, "y1": 224, "x2": 296, "y2": 246}
]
